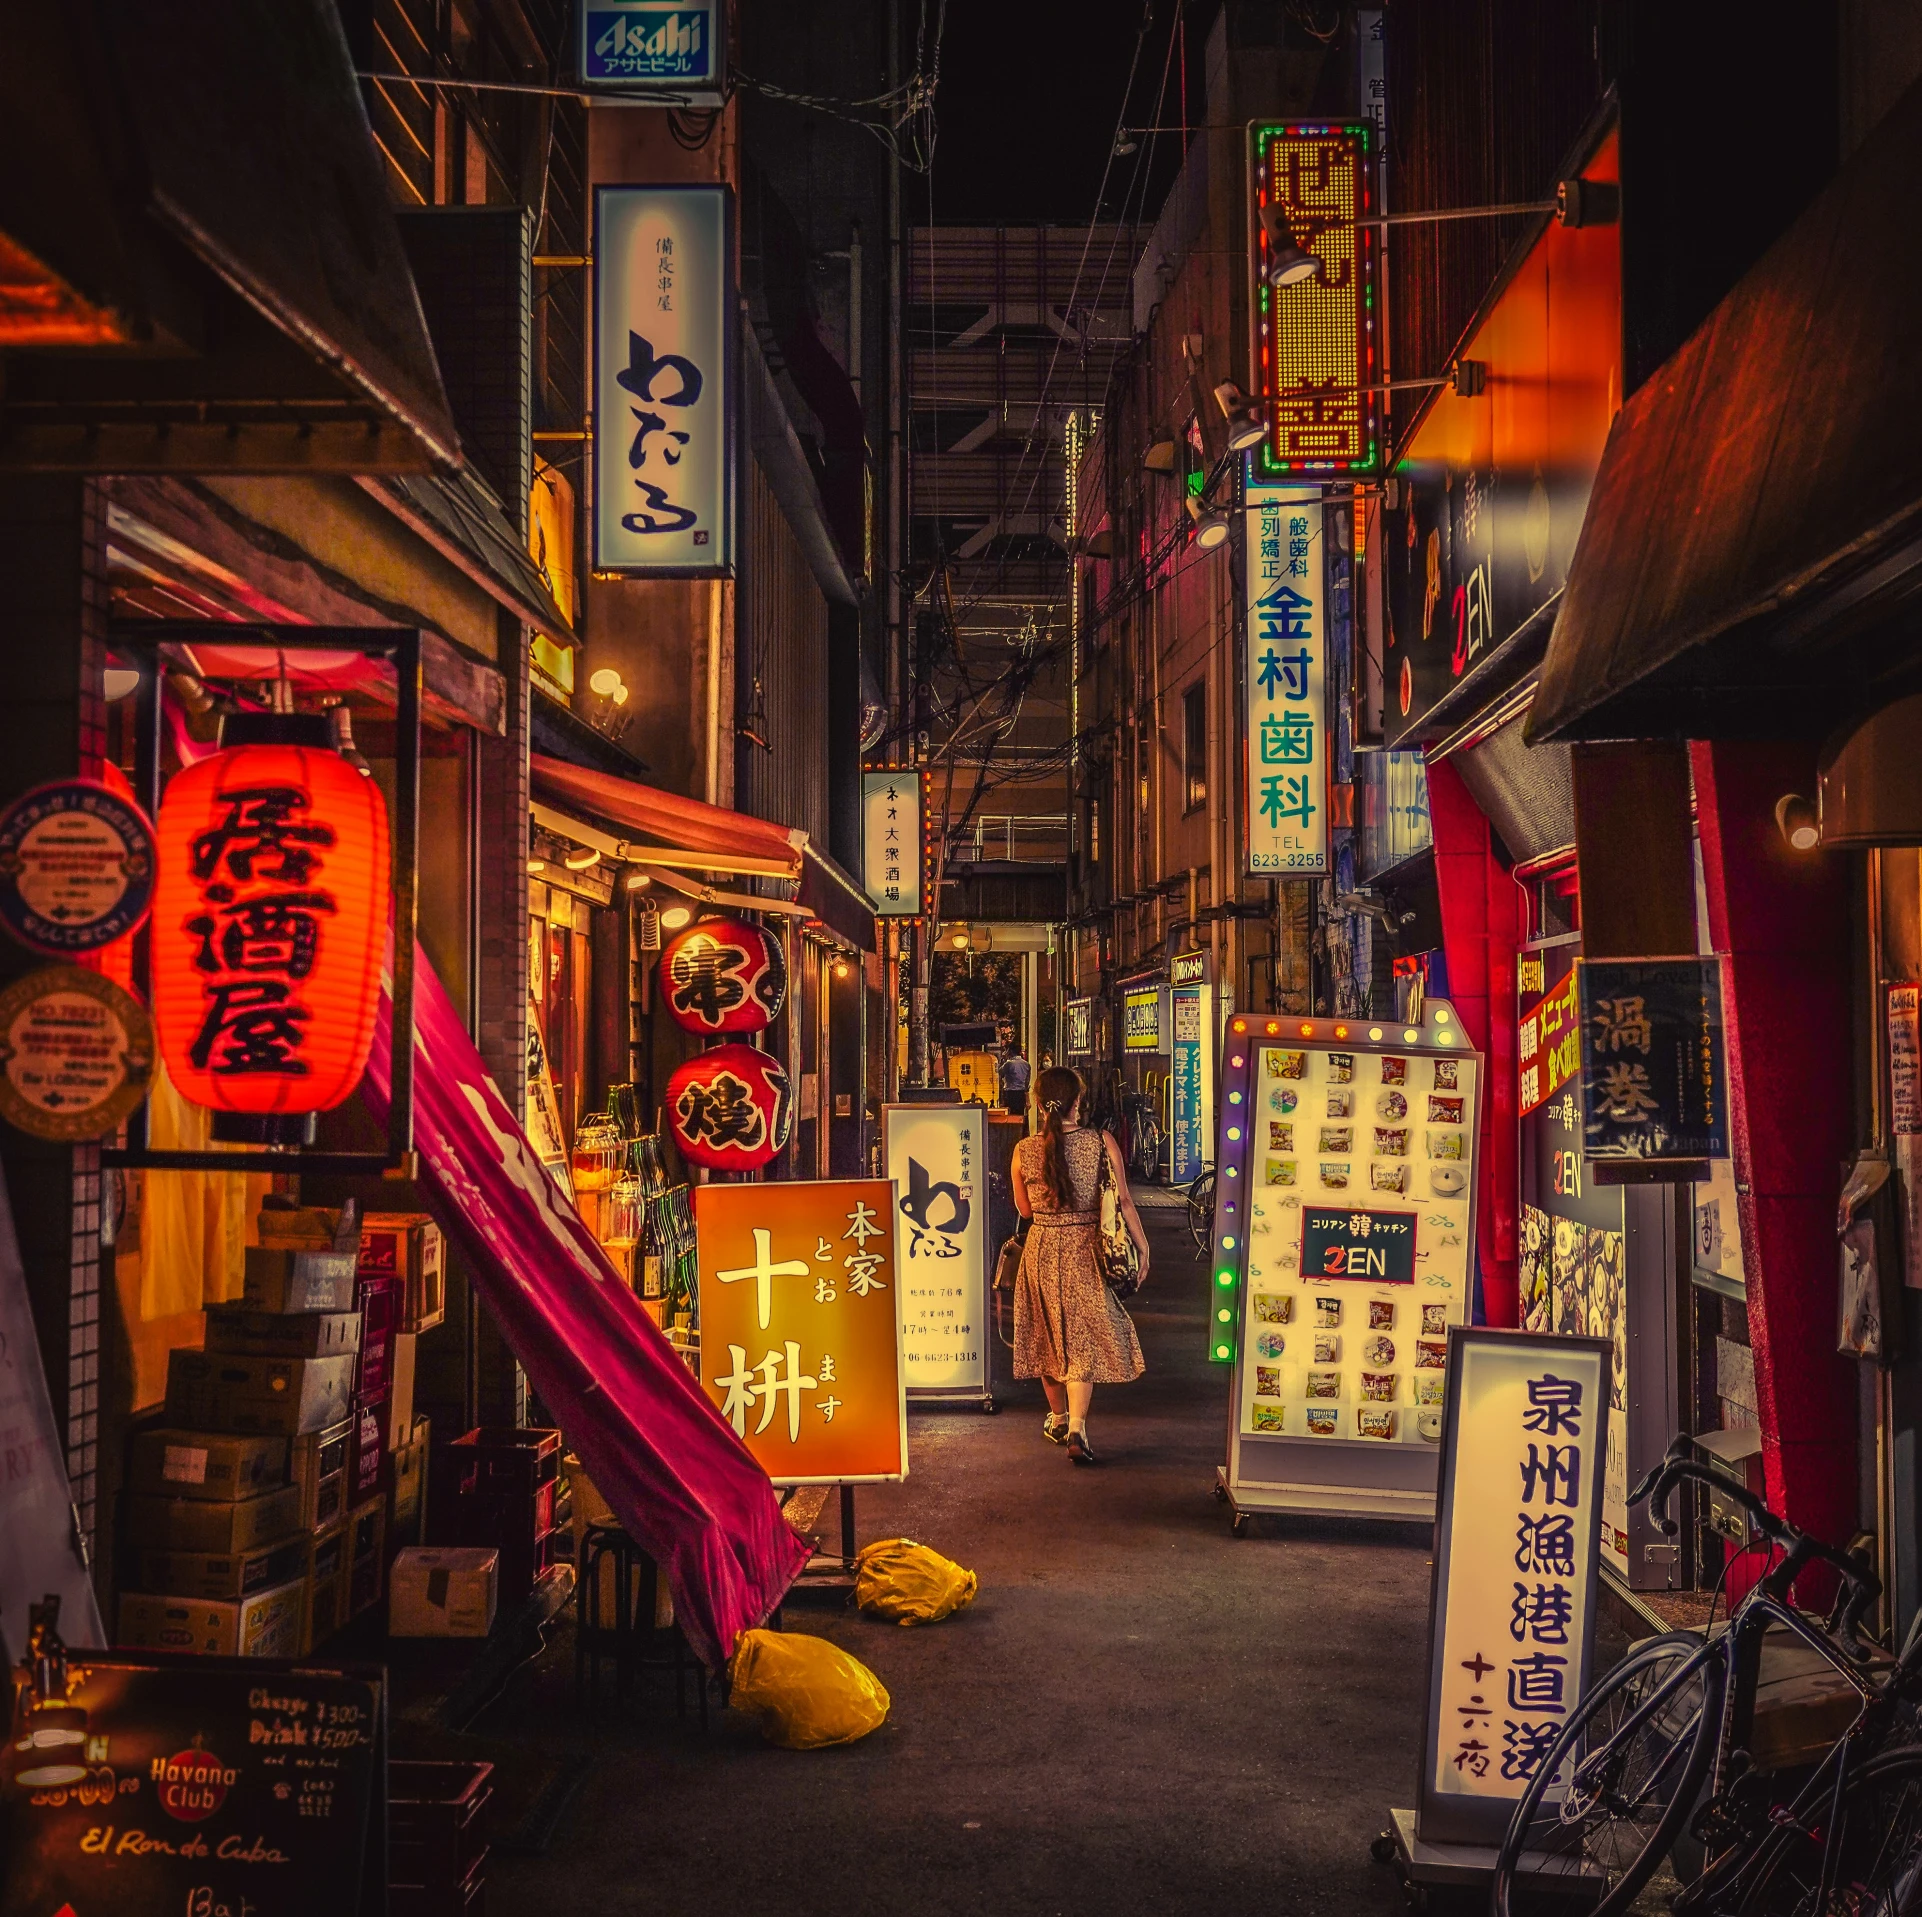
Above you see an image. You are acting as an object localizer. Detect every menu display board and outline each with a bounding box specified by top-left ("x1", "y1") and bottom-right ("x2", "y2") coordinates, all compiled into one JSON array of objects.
[
  {"x1": 1235, "y1": 1029, "x2": 1477, "y2": 1449},
  {"x1": 0, "y1": 1652, "x2": 384, "y2": 1917},
  {"x1": 1575, "y1": 956, "x2": 1729, "y2": 1166}
]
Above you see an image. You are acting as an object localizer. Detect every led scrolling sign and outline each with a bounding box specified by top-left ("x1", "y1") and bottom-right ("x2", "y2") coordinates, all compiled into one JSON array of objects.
[{"x1": 1248, "y1": 122, "x2": 1382, "y2": 480}]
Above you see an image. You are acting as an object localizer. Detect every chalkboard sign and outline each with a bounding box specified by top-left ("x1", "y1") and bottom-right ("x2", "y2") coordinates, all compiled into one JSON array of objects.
[
  {"x1": 1300, "y1": 1206, "x2": 1418, "y2": 1284},
  {"x1": 1, "y1": 1652, "x2": 385, "y2": 1917},
  {"x1": 1576, "y1": 957, "x2": 1729, "y2": 1164}
]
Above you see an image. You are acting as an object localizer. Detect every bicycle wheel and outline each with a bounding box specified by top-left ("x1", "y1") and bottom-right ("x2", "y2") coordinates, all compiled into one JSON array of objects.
[
  {"x1": 1733, "y1": 1746, "x2": 1922, "y2": 1915},
  {"x1": 1186, "y1": 1171, "x2": 1216, "y2": 1254},
  {"x1": 1492, "y1": 1631, "x2": 1724, "y2": 1917}
]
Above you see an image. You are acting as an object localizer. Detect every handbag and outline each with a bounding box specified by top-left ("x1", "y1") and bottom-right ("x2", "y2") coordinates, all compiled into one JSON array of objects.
[
  {"x1": 992, "y1": 1226, "x2": 1023, "y2": 1349},
  {"x1": 1095, "y1": 1134, "x2": 1143, "y2": 1300}
]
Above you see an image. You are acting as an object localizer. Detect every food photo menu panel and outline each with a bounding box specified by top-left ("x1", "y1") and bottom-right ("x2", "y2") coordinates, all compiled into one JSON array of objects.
[{"x1": 1237, "y1": 1031, "x2": 1479, "y2": 1448}]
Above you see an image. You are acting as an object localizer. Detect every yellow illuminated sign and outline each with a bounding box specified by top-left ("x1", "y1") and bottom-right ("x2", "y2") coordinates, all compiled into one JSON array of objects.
[{"x1": 1250, "y1": 123, "x2": 1381, "y2": 478}]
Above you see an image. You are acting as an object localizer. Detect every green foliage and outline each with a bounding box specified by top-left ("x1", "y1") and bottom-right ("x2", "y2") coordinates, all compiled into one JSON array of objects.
[{"x1": 930, "y1": 951, "x2": 1021, "y2": 1031}]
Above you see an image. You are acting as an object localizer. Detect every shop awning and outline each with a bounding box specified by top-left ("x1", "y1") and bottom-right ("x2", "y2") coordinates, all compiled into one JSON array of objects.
[
  {"x1": 1528, "y1": 75, "x2": 1922, "y2": 744},
  {"x1": 800, "y1": 845, "x2": 878, "y2": 952},
  {"x1": 531, "y1": 756, "x2": 806, "y2": 875},
  {"x1": 366, "y1": 948, "x2": 807, "y2": 1669}
]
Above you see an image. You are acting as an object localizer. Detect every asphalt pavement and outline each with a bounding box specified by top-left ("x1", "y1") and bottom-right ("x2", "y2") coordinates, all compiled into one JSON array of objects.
[{"x1": 479, "y1": 1197, "x2": 1437, "y2": 1917}]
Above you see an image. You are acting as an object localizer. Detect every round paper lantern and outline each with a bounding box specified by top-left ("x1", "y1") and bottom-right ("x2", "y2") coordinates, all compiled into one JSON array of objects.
[
  {"x1": 152, "y1": 713, "x2": 390, "y2": 1132},
  {"x1": 658, "y1": 915, "x2": 786, "y2": 1035},
  {"x1": 666, "y1": 1042, "x2": 792, "y2": 1171}
]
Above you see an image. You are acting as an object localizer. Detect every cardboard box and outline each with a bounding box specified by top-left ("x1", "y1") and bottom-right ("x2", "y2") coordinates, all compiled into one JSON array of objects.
[
  {"x1": 124, "y1": 1482, "x2": 304, "y2": 1555},
  {"x1": 359, "y1": 1212, "x2": 445, "y2": 1332},
  {"x1": 389, "y1": 1548, "x2": 498, "y2": 1638},
  {"x1": 116, "y1": 1579, "x2": 305, "y2": 1658},
  {"x1": 132, "y1": 1534, "x2": 309, "y2": 1602},
  {"x1": 126, "y1": 1428, "x2": 287, "y2": 1502},
  {"x1": 165, "y1": 1350, "x2": 354, "y2": 1436},
  {"x1": 289, "y1": 1417, "x2": 352, "y2": 1530},
  {"x1": 391, "y1": 1418, "x2": 429, "y2": 1551},
  {"x1": 205, "y1": 1306, "x2": 363, "y2": 1359},
  {"x1": 255, "y1": 1201, "x2": 358, "y2": 1253},
  {"x1": 302, "y1": 1520, "x2": 350, "y2": 1651},
  {"x1": 382, "y1": 1333, "x2": 418, "y2": 1451},
  {"x1": 241, "y1": 1246, "x2": 357, "y2": 1314}
]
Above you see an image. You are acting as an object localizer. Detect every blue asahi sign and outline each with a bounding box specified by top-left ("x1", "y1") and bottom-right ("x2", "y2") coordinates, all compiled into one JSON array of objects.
[
  {"x1": 593, "y1": 185, "x2": 733, "y2": 575},
  {"x1": 579, "y1": 6, "x2": 721, "y2": 91}
]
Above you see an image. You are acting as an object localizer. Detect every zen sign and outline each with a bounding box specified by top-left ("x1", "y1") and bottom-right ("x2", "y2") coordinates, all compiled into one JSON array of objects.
[
  {"x1": 1300, "y1": 1206, "x2": 1417, "y2": 1284},
  {"x1": 594, "y1": 185, "x2": 733, "y2": 575}
]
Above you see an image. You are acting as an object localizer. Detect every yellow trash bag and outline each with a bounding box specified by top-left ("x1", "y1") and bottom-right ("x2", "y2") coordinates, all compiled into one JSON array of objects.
[
  {"x1": 728, "y1": 1629, "x2": 890, "y2": 1750},
  {"x1": 852, "y1": 1536, "x2": 979, "y2": 1626}
]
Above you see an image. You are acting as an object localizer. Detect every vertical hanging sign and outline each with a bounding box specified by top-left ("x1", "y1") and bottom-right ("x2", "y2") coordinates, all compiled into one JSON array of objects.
[
  {"x1": 1244, "y1": 493, "x2": 1329, "y2": 875},
  {"x1": 862, "y1": 770, "x2": 924, "y2": 917},
  {"x1": 594, "y1": 184, "x2": 733, "y2": 575}
]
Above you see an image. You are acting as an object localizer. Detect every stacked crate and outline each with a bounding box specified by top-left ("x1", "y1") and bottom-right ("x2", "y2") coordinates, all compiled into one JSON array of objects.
[
  {"x1": 120, "y1": 1205, "x2": 361, "y2": 1657},
  {"x1": 359, "y1": 1213, "x2": 442, "y2": 1561},
  {"x1": 444, "y1": 1427, "x2": 566, "y2": 1606}
]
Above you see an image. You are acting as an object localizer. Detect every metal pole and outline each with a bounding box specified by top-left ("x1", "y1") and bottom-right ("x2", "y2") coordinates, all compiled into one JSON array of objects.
[{"x1": 839, "y1": 1483, "x2": 856, "y2": 1566}]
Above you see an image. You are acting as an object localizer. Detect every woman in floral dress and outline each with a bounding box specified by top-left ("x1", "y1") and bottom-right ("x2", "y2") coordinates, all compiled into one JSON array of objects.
[{"x1": 1010, "y1": 1066, "x2": 1148, "y2": 1464}]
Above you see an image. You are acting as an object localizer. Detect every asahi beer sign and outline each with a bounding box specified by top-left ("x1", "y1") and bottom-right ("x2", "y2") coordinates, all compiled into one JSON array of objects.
[
  {"x1": 578, "y1": 5, "x2": 723, "y2": 98},
  {"x1": 594, "y1": 185, "x2": 733, "y2": 574}
]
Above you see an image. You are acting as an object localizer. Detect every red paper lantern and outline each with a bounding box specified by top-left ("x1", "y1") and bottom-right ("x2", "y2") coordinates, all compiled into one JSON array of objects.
[
  {"x1": 665, "y1": 1042, "x2": 792, "y2": 1171},
  {"x1": 153, "y1": 717, "x2": 390, "y2": 1130},
  {"x1": 657, "y1": 915, "x2": 786, "y2": 1035}
]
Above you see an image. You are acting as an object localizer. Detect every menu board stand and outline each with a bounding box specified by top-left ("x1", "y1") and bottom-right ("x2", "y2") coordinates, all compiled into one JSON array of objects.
[
  {"x1": 1207, "y1": 999, "x2": 1483, "y2": 1527},
  {"x1": 2, "y1": 1642, "x2": 387, "y2": 1917}
]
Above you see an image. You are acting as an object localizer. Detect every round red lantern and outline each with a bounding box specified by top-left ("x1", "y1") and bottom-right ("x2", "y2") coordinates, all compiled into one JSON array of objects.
[
  {"x1": 152, "y1": 712, "x2": 390, "y2": 1142},
  {"x1": 658, "y1": 915, "x2": 786, "y2": 1035},
  {"x1": 665, "y1": 1042, "x2": 792, "y2": 1171}
]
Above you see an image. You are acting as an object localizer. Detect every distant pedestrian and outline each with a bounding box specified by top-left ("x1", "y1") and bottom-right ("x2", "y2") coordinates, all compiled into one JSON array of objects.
[
  {"x1": 1009, "y1": 1066, "x2": 1147, "y2": 1465},
  {"x1": 999, "y1": 1044, "x2": 1031, "y2": 1120}
]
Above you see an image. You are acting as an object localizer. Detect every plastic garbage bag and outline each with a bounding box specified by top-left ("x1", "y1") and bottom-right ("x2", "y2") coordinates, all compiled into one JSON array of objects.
[
  {"x1": 728, "y1": 1629, "x2": 890, "y2": 1749},
  {"x1": 852, "y1": 1536, "x2": 979, "y2": 1626}
]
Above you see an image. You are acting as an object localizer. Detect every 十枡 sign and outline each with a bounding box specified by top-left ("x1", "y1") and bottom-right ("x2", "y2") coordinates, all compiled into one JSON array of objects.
[
  {"x1": 594, "y1": 185, "x2": 733, "y2": 574},
  {"x1": 1576, "y1": 957, "x2": 1729, "y2": 1164},
  {"x1": 1244, "y1": 493, "x2": 1329, "y2": 875},
  {"x1": 861, "y1": 769, "x2": 924, "y2": 917},
  {"x1": 1418, "y1": 1328, "x2": 1609, "y2": 1846},
  {"x1": 1122, "y1": 986, "x2": 1163, "y2": 1052},
  {"x1": 1247, "y1": 122, "x2": 1381, "y2": 479},
  {"x1": 578, "y1": 4, "x2": 723, "y2": 99},
  {"x1": 883, "y1": 1104, "x2": 989, "y2": 1400},
  {"x1": 694, "y1": 1178, "x2": 906, "y2": 1484}
]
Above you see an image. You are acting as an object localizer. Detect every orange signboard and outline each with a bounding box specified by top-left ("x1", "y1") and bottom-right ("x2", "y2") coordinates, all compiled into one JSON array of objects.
[{"x1": 694, "y1": 1178, "x2": 906, "y2": 1485}]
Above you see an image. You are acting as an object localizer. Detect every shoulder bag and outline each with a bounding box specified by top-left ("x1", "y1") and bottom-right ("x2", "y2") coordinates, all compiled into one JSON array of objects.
[{"x1": 1095, "y1": 1132, "x2": 1143, "y2": 1300}]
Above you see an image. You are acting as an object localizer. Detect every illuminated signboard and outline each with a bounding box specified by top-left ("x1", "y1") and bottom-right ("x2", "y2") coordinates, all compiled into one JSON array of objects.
[
  {"x1": 1247, "y1": 122, "x2": 1381, "y2": 480},
  {"x1": 861, "y1": 768, "x2": 928, "y2": 917},
  {"x1": 1065, "y1": 997, "x2": 1092, "y2": 1056},
  {"x1": 1244, "y1": 492, "x2": 1329, "y2": 876},
  {"x1": 1122, "y1": 988, "x2": 1163, "y2": 1052}
]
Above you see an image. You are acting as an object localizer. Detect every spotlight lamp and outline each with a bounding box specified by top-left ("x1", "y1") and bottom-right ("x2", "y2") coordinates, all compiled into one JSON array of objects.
[
  {"x1": 1142, "y1": 433, "x2": 1179, "y2": 476},
  {"x1": 1214, "y1": 382, "x2": 1268, "y2": 453},
  {"x1": 1186, "y1": 497, "x2": 1232, "y2": 550},
  {"x1": 562, "y1": 845, "x2": 601, "y2": 871},
  {"x1": 1259, "y1": 204, "x2": 1321, "y2": 288},
  {"x1": 588, "y1": 666, "x2": 626, "y2": 699},
  {"x1": 1774, "y1": 793, "x2": 1821, "y2": 852},
  {"x1": 659, "y1": 904, "x2": 692, "y2": 930}
]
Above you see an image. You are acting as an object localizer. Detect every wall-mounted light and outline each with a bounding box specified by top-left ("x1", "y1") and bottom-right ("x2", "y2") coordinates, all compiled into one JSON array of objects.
[
  {"x1": 1258, "y1": 204, "x2": 1321, "y2": 288},
  {"x1": 1774, "y1": 793, "x2": 1821, "y2": 852},
  {"x1": 588, "y1": 666, "x2": 626, "y2": 700},
  {"x1": 1187, "y1": 498, "x2": 1232, "y2": 551},
  {"x1": 527, "y1": 857, "x2": 547, "y2": 875},
  {"x1": 1214, "y1": 382, "x2": 1268, "y2": 453},
  {"x1": 833, "y1": 959, "x2": 851, "y2": 980},
  {"x1": 660, "y1": 904, "x2": 692, "y2": 930},
  {"x1": 1142, "y1": 433, "x2": 1179, "y2": 475},
  {"x1": 625, "y1": 871, "x2": 652, "y2": 891},
  {"x1": 563, "y1": 845, "x2": 601, "y2": 871}
]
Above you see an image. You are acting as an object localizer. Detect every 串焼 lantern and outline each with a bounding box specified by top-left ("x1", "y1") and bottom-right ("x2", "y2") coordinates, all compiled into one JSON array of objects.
[
  {"x1": 658, "y1": 915, "x2": 787, "y2": 1035},
  {"x1": 152, "y1": 712, "x2": 390, "y2": 1143},
  {"x1": 665, "y1": 1043, "x2": 792, "y2": 1171}
]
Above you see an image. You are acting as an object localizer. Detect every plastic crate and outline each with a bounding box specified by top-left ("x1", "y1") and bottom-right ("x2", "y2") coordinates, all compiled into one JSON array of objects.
[{"x1": 389, "y1": 1759, "x2": 492, "y2": 1889}]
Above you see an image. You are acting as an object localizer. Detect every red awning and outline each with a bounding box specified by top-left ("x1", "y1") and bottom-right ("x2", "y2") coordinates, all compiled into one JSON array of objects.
[{"x1": 531, "y1": 756, "x2": 804, "y2": 874}]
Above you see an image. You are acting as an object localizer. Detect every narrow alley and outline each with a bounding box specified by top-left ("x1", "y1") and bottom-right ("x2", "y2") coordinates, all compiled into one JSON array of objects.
[{"x1": 485, "y1": 1200, "x2": 1430, "y2": 1917}]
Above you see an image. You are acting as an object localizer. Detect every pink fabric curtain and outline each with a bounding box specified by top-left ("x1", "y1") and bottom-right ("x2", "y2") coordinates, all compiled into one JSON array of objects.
[{"x1": 365, "y1": 948, "x2": 808, "y2": 1668}]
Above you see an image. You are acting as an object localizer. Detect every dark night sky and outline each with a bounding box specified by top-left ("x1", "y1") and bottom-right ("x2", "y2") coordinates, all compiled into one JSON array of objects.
[{"x1": 923, "y1": 0, "x2": 1216, "y2": 226}]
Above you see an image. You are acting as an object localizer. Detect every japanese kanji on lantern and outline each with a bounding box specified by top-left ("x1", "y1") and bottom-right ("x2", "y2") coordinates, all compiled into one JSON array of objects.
[
  {"x1": 694, "y1": 1178, "x2": 907, "y2": 1484},
  {"x1": 151, "y1": 712, "x2": 390, "y2": 1141},
  {"x1": 665, "y1": 1041, "x2": 792, "y2": 1171},
  {"x1": 1412, "y1": 1327, "x2": 1608, "y2": 1849},
  {"x1": 657, "y1": 915, "x2": 787, "y2": 1035}
]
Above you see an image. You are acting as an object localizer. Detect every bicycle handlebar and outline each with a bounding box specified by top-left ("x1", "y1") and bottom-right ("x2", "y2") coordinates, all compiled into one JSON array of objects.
[{"x1": 1629, "y1": 1435, "x2": 1882, "y2": 1660}]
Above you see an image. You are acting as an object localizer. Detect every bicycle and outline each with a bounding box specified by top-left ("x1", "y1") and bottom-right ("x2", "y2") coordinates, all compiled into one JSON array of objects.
[
  {"x1": 1492, "y1": 1434, "x2": 1918, "y2": 1917},
  {"x1": 1184, "y1": 1167, "x2": 1216, "y2": 1255}
]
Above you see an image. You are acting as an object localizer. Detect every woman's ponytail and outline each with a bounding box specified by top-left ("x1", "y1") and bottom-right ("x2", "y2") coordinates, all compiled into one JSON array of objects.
[{"x1": 1032, "y1": 1065, "x2": 1084, "y2": 1208}]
